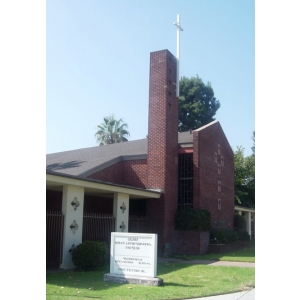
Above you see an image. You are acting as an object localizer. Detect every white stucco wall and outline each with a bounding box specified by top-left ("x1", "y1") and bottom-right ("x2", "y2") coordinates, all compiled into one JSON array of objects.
[
  {"x1": 60, "y1": 185, "x2": 84, "y2": 269},
  {"x1": 113, "y1": 193, "x2": 129, "y2": 233}
]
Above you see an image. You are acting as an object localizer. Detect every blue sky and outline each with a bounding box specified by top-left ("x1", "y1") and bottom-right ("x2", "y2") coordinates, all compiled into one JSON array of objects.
[{"x1": 46, "y1": 0, "x2": 255, "y2": 156}]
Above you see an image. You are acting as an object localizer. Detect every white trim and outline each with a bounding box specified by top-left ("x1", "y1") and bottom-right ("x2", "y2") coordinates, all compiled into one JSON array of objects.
[{"x1": 234, "y1": 206, "x2": 255, "y2": 213}]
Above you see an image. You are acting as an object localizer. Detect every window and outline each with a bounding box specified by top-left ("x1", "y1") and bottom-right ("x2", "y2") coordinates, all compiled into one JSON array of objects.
[{"x1": 178, "y1": 154, "x2": 193, "y2": 209}]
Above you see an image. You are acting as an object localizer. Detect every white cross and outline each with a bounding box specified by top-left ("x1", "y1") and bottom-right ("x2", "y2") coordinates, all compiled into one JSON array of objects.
[{"x1": 173, "y1": 14, "x2": 183, "y2": 97}]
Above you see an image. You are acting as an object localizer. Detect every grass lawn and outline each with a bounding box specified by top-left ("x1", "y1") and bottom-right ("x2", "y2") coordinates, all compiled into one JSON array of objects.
[
  {"x1": 172, "y1": 240, "x2": 255, "y2": 263},
  {"x1": 47, "y1": 263, "x2": 254, "y2": 299},
  {"x1": 46, "y1": 242, "x2": 255, "y2": 299}
]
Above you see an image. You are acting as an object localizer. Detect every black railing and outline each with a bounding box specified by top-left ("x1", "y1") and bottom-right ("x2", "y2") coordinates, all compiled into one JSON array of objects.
[
  {"x1": 46, "y1": 211, "x2": 64, "y2": 268},
  {"x1": 82, "y1": 213, "x2": 115, "y2": 246}
]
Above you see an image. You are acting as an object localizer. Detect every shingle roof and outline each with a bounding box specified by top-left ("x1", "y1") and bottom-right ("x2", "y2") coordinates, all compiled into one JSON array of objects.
[
  {"x1": 46, "y1": 139, "x2": 148, "y2": 176},
  {"x1": 46, "y1": 132, "x2": 194, "y2": 177},
  {"x1": 178, "y1": 131, "x2": 194, "y2": 145}
]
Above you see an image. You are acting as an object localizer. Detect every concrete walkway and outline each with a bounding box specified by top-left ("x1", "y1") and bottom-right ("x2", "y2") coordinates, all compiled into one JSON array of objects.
[
  {"x1": 157, "y1": 257, "x2": 255, "y2": 268},
  {"x1": 186, "y1": 288, "x2": 255, "y2": 300}
]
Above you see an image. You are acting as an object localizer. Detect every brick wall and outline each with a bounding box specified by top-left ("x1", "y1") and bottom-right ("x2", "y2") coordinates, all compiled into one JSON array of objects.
[
  {"x1": 87, "y1": 159, "x2": 147, "y2": 189},
  {"x1": 88, "y1": 161, "x2": 124, "y2": 184},
  {"x1": 85, "y1": 50, "x2": 235, "y2": 255},
  {"x1": 123, "y1": 160, "x2": 148, "y2": 188},
  {"x1": 193, "y1": 121, "x2": 235, "y2": 229},
  {"x1": 146, "y1": 198, "x2": 165, "y2": 255},
  {"x1": 147, "y1": 50, "x2": 178, "y2": 256},
  {"x1": 173, "y1": 231, "x2": 210, "y2": 255}
]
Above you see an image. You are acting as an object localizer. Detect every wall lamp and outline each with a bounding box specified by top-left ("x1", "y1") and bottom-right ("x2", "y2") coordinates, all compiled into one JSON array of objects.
[
  {"x1": 120, "y1": 202, "x2": 126, "y2": 213},
  {"x1": 119, "y1": 221, "x2": 126, "y2": 232},
  {"x1": 70, "y1": 220, "x2": 78, "y2": 234},
  {"x1": 69, "y1": 244, "x2": 75, "y2": 253},
  {"x1": 71, "y1": 197, "x2": 80, "y2": 211}
]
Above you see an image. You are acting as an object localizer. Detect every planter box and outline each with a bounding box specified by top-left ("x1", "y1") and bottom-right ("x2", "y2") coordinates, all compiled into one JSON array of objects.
[
  {"x1": 208, "y1": 240, "x2": 250, "y2": 254},
  {"x1": 173, "y1": 231, "x2": 210, "y2": 255}
]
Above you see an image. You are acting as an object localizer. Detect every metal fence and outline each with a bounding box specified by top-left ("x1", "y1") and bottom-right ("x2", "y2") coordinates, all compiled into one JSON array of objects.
[
  {"x1": 82, "y1": 213, "x2": 115, "y2": 246},
  {"x1": 46, "y1": 212, "x2": 153, "y2": 269},
  {"x1": 46, "y1": 211, "x2": 64, "y2": 268},
  {"x1": 82, "y1": 214, "x2": 152, "y2": 243},
  {"x1": 129, "y1": 216, "x2": 152, "y2": 233}
]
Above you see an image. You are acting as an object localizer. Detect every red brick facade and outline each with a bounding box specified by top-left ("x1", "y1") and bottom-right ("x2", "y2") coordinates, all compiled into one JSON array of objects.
[
  {"x1": 88, "y1": 161, "x2": 124, "y2": 184},
  {"x1": 147, "y1": 50, "x2": 178, "y2": 255},
  {"x1": 85, "y1": 49, "x2": 235, "y2": 255},
  {"x1": 173, "y1": 231, "x2": 210, "y2": 255},
  {"x1": 46, "y1": 49, "x2": 236, "y2": 257},
  {"x1": 193, "y1": 122, "x2": 234, "y2": 229},
  {"x1": 88, "y1": 159, "x2": 148, "y2": 189}
]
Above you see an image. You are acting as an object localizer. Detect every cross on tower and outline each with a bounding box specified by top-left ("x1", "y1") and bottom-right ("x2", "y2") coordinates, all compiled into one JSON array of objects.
[{"x1": 173, "y1": 14, "x2": 183, "y2": 97}]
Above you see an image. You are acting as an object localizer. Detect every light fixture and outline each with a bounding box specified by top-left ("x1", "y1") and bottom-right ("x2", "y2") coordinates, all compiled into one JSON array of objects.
[
  {"x1": 120, "y1": 202, "x2": 126, "y2": 213},
  {"x1": 119, "y1": 221, "x2": 126, "y2": 232},
  {"x1": 69, "y1": 244, "x2": 75, "y2": 253},
  {"x1": 70, "y1": 220, "x2": 78, "y2": 234},
  {"x1": 71, "y1": 197, "x2": 80, "y2": 211}
]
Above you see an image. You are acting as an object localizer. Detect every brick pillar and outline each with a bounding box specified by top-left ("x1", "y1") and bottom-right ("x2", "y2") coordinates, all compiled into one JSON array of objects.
[{"x1": 147, "y1": 50, "x2": 178, "y2": 256}]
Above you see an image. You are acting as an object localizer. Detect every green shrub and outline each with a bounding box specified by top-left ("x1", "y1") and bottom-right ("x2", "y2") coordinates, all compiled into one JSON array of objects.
[
  {"x1": 236, "y1": 230, "x2": 250, "y2": 241},
  {"x1": 71, "y1": 241, "x2": 109, "y2": 271},
  {"x1": 234, "y1": 214, "x2": 246, "y2": 230},
  {"x1": 175, "y1": 208, "x2": 211, "y2": 231},
  {"x1": 210, "y1": 229, "x2": 237, "y2": 244},
  {"x1": 210, "y1": 229, "x2": 250, "y2": 244}
]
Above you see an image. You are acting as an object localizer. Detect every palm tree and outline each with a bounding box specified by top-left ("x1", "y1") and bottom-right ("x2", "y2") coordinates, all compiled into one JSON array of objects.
[{"x1": 95, "y1": 115, "x2": 130, "y2": 145}]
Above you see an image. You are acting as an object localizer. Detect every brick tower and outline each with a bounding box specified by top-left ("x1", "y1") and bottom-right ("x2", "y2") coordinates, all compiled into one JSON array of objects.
[{"x1": 147, "y1": 49, "x2": 178, "y2": 256}]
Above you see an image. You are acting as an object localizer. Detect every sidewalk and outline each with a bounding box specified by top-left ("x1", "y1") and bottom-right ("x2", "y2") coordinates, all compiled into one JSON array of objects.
[
  {"x1": 186, "y1": 288, "x2": 255, "y2": 300},
  {"x1": 157, "y1": 257, "x2": 255, "y2": 268}
]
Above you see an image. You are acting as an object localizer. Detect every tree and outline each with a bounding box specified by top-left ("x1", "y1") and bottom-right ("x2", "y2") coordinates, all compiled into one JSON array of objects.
[
  {"x1": 95, "y1": 115, "x2": 130, "y2": 145},
  {"x1": 233, "y1": 134, "x2": 255, "y2": 208},
  {"x1": 251, "y1": 131, "x2": 255, "y2": 154},
  {"x1": 178, "y1": 75, "x2": 220, "y2": 132}
]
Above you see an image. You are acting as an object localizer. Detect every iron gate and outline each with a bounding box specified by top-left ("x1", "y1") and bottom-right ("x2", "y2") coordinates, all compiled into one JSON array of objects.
[
  {"x1": 129, "y1": 216, "x2": 152, "y2": 233},
  {"x1": 46, "y1": 211, "x2": 64, "y2": 269},
  {"x1": 82, "y1": 213, "x2": 115, "y2": 246}
]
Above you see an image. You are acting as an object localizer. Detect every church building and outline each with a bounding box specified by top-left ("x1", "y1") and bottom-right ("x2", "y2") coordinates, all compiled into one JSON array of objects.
[{"x1": 46, "y1": 49, "x2": 234, "y2": 269}]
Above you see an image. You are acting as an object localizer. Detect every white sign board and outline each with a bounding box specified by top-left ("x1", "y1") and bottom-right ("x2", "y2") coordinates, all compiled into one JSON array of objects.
[{"x1": 110, "y1": 232, "x2": 158, "y2": 278}]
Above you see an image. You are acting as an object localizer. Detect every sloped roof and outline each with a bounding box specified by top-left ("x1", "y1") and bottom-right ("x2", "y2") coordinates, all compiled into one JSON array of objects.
[
  {"x1": 177, "y1": 131, "x2": 194, "y2": 147},
  {"x1": 46, "y1": 139, "x2": 147, "y2": 177},
  {"x1": 46, "y1": 131, "x2": 194, "y2": 177}
]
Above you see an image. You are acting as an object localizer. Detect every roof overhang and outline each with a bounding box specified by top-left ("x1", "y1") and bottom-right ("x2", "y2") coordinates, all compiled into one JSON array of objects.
[
  {"x1": 178, "y1": 147, "x2": 193, "y2": 154},
  {"x1": 46, "y1": 172, "x2": 161, "y2": 199},
  {"x1": 235, "y1": 206, "x2": 255, "y2": 213}
]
